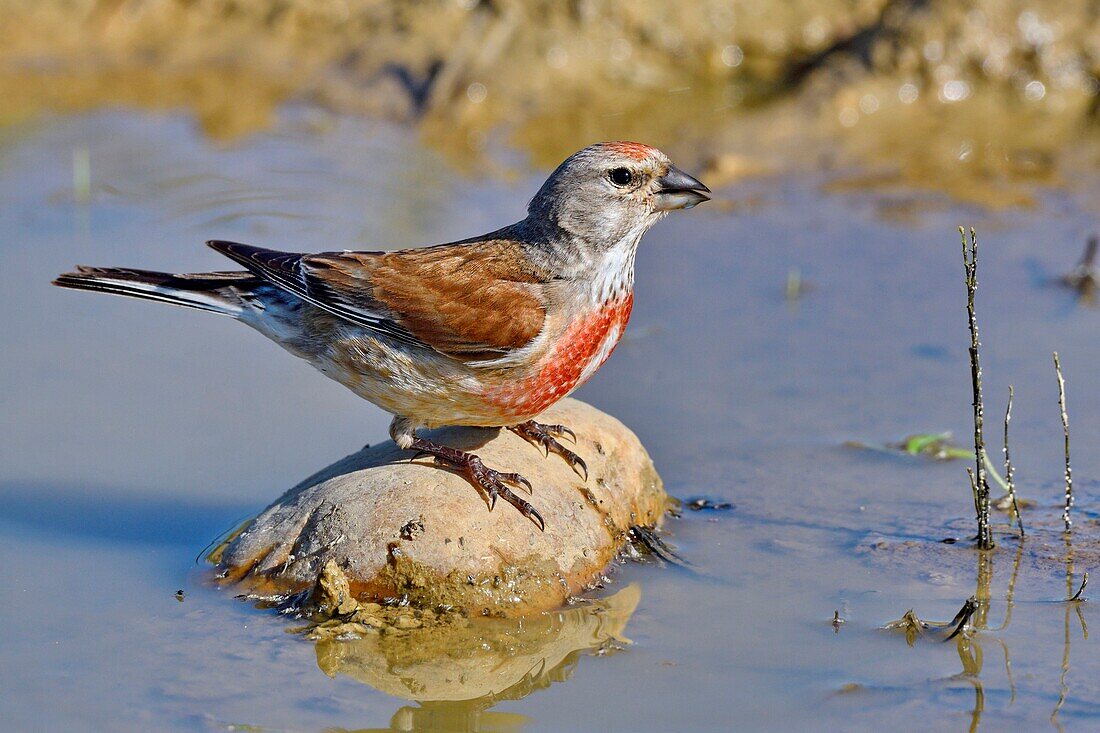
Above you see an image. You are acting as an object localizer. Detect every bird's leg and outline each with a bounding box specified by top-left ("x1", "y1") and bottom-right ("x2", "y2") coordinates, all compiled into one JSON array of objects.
[
  {"x1": 510, "y1": 420, "x2": 588, "y2": 481},
  {"x1": 407, "y1": 436, "x2": 544, "y2": 531}
]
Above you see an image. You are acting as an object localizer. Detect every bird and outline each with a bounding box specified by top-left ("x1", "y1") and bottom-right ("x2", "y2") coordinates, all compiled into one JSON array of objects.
[{"x1": 53, "y1": 141, "x2": 710, "y2": 530}]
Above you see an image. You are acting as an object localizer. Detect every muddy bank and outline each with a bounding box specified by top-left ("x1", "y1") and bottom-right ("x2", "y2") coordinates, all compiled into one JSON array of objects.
[{"x1": 3, "y1": 0, "x2": 1099, "y2": 206}]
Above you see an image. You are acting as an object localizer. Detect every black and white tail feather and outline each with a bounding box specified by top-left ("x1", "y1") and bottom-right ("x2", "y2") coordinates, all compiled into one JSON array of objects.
[
  {"x1": 52, "y1": 265, "x2": 259, "y2": 318},
  {"x1": 53, "y1": 240, "x2": 431, "y2": 353}
]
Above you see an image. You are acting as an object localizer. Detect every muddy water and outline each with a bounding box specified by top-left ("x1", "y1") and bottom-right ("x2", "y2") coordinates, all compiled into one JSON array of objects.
[{"x1": 2, "y1": 110, "x2": 1100, "y2": 732}]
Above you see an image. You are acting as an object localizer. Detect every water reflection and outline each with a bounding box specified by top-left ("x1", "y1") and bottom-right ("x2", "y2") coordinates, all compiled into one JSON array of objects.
[
  {"x1": 1051, "y1": 533, "x2": 1089, "y2": 732},
  {"x1": 316, "y1": 584, "x2": 640, "y2": 733},
  {"x1": 885, "y1": 532, "x2": 1093, "y2": 732},
  {"x1": 952, "y1": 545, "x2": 1012, "y2": 733}
]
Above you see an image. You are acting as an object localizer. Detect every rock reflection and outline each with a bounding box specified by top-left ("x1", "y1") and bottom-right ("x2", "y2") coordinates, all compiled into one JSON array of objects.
[{"x1": 315, "y1": 584, "x2": 640, "y2": 733}]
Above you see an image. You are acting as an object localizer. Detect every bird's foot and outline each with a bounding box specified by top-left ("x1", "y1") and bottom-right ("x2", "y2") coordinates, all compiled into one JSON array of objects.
[
  {"x1": 408, "y1": 436, "x2": 545, "y2": 531},
  {"x1": 510, "y1": 420, "x2": 588, "y2": 481}
]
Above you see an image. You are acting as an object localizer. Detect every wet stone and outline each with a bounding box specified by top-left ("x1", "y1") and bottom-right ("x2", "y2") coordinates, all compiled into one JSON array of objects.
[{"x1": 215, "y1": 398, "x2": 668, "y2": 615}]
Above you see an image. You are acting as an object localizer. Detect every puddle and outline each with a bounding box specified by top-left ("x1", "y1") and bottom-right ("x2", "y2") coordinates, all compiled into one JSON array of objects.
[{"x1": 3, "y1": 36, "x2": 1100, "y2": 730}]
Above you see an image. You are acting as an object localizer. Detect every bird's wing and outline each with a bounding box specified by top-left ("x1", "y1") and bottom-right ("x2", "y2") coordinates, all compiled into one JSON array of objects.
[{"x1": 208, "y1": 239, "x2": 548, "y2": 360}]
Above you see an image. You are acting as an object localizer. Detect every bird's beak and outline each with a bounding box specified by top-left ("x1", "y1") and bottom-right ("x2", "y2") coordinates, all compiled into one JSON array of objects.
[{"x1": 653, "y1": 165, "x2": 711, "y2": 211}]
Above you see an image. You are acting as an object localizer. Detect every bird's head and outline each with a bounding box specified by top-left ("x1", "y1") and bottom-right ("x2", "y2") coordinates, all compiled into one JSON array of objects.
[{"x1": 527, "y1": 141, "x2": 710, "y2": 249}]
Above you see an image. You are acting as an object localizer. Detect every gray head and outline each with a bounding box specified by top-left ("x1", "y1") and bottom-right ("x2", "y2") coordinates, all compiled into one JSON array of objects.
[{"x1": 527, "y1": 142, "x2": 710, "y2": 248}]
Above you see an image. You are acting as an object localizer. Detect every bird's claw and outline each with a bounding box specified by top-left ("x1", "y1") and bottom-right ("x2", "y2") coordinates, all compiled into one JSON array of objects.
[
  {"x1": 504, "y1": 472, "x2": 534, "y2": 494},
  {"x1": 541, "y1": 423, "x2": 576, "y2": 443},
  {"x1": 407, "y1": 436, "x2": 545, "y2": 531},
  {"x1": 511, "y1": 420, "x2": 589, "y2": 481},
  {"x1": 471, "y1": 463, "x2": 543, "y2": 529}
]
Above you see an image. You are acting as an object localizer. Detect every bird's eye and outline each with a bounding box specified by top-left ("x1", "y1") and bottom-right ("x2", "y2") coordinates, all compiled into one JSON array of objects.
[{"x1": 608, "y1": 168, "x2": 633, "y2": 186}]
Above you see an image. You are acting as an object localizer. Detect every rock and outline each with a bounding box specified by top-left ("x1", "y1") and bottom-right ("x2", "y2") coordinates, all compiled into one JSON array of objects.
[
  {"x1": 215, "y1": 398, "x2": 667, "y2": 615},
  {"x1": 315, "y1": 559, "x2": 360, "y2": 616}
]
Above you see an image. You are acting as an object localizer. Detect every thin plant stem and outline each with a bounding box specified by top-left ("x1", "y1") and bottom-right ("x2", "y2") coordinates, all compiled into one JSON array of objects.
[
  {"x1": 967, "y1": 467, "x2": 980, "y2": 534},
  {"x1": 1003, "y1": 385, "x2": 1023, "y2": 535},
  {"x1": 962, "y1": 226, "x2": 993, "y2": 549},
  {"x1": 1068, "y1": 572, "x2": 1088, "y2": 602},
  {"x1": 1053, "y1": 352, "x2": 1073, "y2": 533}
]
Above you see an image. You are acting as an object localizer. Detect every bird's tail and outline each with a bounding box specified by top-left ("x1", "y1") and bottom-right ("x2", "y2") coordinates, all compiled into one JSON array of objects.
[{"x1": 52, "y1": 266, "x2": 258, "y2": 317}]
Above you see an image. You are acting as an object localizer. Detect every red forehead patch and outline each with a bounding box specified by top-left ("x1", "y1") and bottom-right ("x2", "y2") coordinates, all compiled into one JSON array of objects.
[{"x1": 604, "y1": 141, "x2": 656, "y2": 161}]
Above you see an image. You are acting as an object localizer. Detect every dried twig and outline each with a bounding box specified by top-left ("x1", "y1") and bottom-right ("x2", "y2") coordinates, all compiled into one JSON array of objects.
[
  {"x1": 629, "y1": 525, "x2": 690, "y2": 567},
  {"x1": 1062, "y1": 235, "x2": 1098, "y2": 302},
  {"x1": 1053, "y1": 352, "x2": 1073, "y2": 533},
  {"x1": 962, "y1": 227, "x2": 993, "y2": 549},
  {"x1": 1002, "y1": 385, "x2": 1024, "y2": 535},
  {"x1": 967, "y1": 467, "x2": 980, "y2": 527},
  {"x1": 1083, "y1": 236, "x2": 1098, "y2": 269},
  {"x1": 945, "y1": 596, "x2": 980, "y2": 641},
  {"x1": 1068, "y1": 572, "x2": 1089, "y2": 602}
]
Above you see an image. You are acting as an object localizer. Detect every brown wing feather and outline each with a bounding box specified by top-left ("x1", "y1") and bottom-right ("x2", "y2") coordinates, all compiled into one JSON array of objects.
[
  {"x1": 307, "y1": 241, "x2": 547, "y2": 359},
  {"x1": 209, "y1": 239, "x2": 547, "y2": 361}
]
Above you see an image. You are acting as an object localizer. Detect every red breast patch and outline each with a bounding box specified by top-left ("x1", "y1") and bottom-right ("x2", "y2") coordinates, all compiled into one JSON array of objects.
[{"x1": 484, "y1": 294, "x2": 634, "y2": 417}]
